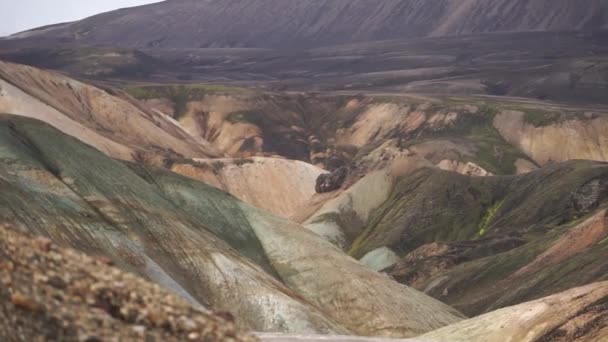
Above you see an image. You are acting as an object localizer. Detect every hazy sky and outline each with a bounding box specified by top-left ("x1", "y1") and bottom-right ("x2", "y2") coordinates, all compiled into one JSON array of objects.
[{"x1": 0, "y1": 0, "x2": 162, "y2": 36}]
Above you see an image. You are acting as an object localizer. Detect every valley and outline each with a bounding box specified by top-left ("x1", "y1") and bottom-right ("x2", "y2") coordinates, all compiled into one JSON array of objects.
[{"x1": 0, "y1": 1, "x2": 607, "y2": 341}]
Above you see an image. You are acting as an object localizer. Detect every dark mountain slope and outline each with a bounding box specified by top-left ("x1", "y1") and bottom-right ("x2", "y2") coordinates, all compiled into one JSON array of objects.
[
  {"x1": 346, "y1": 161, "x2": 608, "y2": 315},
  {"x1": 7, "y1": 0, "x2": 608, "y2": 49}
]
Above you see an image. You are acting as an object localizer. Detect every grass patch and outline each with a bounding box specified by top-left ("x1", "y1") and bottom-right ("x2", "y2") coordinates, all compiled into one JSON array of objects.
[
  {"x1": 466, "y1": 125, "x2": 527, "y2": 175},
  {"x1": 479, "y1": 104, "x2": 500, "y2": 120},
  {"x1": 478, "y1": 199, "x2": 504, "y2": 237},
  {"x1": 522, "y1": 110, "x2": 560, "y2": 127}
]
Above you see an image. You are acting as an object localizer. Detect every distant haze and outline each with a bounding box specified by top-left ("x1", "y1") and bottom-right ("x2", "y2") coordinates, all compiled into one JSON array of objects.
[{"x1": 0, "y1": 0, "x2": 161, "y2": 36}]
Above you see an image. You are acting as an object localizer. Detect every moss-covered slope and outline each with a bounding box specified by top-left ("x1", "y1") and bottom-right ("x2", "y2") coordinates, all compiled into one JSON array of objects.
[{"x1": 345, "y1": 159, "x2": 608, "y2": 316}]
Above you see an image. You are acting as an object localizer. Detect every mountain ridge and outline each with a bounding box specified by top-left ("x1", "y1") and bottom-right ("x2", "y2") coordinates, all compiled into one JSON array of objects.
[{"x1": 7, "y1": 0, "x2": 608, "y2": 49}]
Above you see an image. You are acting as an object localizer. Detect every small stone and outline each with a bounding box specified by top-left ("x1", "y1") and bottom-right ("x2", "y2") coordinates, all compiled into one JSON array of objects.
[
  {"x1": 33, "y1": 236, "x2": 53, "y2": 252},
  {"x1": 146, "y1": 310, "x2": 167, "y2": 327},
  {"x1": 177, "y1": 316, "x2": 198, "y2": 332},
  {"x1": 1, "y1": 274, "x2": 12, "y2": 286},
  {"x1": 0, "y1": 261, "x2": 14, "y2": 271},
  {"x1": 11, "y1": 292, "x2": 41, "y2": 311},
  {"x1": 94, "y1": 256, "x2": 114, "y2": 266},
  {"x1": 120, "y1": 307, "x2": 139, "y2": 323},
  {"x1": 188, "y1": 332, "x2": 200, "y2": 340},
  {"x1": 132, "y1": 325, "x2": 146, "y2": 336},
  {"x1": 48, "y1": 275, "x2": 67, "y2": 289},
  {"x1": 84, "y1": 336, "x2": 103, "y2": 342}
]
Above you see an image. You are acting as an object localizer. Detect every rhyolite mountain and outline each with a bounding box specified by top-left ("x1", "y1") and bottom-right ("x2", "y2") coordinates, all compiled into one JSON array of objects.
[
  {"x1": 1, "y1": 60, "x2": 608, "y2": 341},
  {"x1": 6, "y1": 0, "x2": 608, "y2": 48},
  {"x1": 1, "y1": 1, "x2": 608, "y2": 340}
]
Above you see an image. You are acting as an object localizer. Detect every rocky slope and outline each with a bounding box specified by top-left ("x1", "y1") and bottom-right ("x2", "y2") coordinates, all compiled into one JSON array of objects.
[
  {"x1": 170, "y1": 157, "x2": 324, "y2": 218},
  {"x1": 5, "y1": 217, "x2": 604, "y2": 342},
  {"x1": 0, "y1": 114, "x2": 465, "y2": 337},
  {"x1": 0, "y1": 61, "x2": 220, "y2": 164},
  {"x1": 0, "y1": 224, "x2": 256, "y2": 342},
  {"x1": 420, "y1": 281, "x2": 608, "y2": 342},
  {"x1": 259, "y1": 280, "x2": 608, "y2": 341},
  {"x1": 7, "y1": 0, "x2": 607, "y2": 49}
]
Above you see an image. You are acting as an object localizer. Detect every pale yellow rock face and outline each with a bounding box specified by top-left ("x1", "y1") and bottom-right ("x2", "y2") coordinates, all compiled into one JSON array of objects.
[
  {"x1": 336, "y1": 103, "x2": 413, "y2": 147},
  {"x1": 494, "y1": 110, "x2": 608, "y2": 165},
  {"x1": 421, "y1": 281, "x2": 608, "y2": 342},
  {"x1": 0, "y1": 61, "x2": 219, "y2": 161},
  {"x1": 178, "y1": 96, "x2": 264, "y2": 155},
  {"x1": 0, "y1": 78, "x2": 133, "y2": 160},
  {"x1": 172, "y1": 157, "x2": 325, "y2": 218}
]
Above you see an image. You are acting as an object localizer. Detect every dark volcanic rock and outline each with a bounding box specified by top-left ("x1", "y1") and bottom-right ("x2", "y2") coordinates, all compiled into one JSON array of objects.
[{"x1": 316, "y1": 167, "x2": 348, "y2": 193}]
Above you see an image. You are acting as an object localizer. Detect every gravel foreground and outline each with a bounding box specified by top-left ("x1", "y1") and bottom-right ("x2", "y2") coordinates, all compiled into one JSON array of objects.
[{"x1": 0, "y1": 224, "x2": 258, "y2": 342}]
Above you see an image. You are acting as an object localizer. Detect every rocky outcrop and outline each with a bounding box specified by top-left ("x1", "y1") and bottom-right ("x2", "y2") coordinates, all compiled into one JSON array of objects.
[
  {"x1": 316, "y1": 167, "x2": 348, "y2": 193},
  {"x1": 493, "y1": 110, "x2": 608, "y2": 165},
  {"x1": 436, "y1": 160, "x2": 492, "y2": 177},
  {"x1": 570, "y1": 177, "x2": 608, "y2": 213},
  {"x1": 359, "y1": 247, "x2": 400, "y2": 272}
]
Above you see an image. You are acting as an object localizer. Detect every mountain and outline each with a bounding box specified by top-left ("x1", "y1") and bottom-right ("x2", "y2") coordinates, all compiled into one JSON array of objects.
[
  {"x1": 1, "y1": 0, "x2": 608, "y2": 337},
  {"x1": 2, "y1": 1, "x2": 607, "y2": 104},
  {"x1": 7, "y1": 0, "x2": 608, "y2": 49},
  {"x1": 0, "y1": 113, "x2": 470, "y2": 337}
]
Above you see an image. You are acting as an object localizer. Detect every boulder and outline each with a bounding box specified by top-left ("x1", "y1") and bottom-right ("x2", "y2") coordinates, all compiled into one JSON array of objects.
[{"x1": 316, "y1": 167, "x2": 348, "y2": 193}]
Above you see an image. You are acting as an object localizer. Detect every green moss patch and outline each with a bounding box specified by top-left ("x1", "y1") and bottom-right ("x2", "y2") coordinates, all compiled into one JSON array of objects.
[
  {"x1": 466, "y1": 125, "x2": 527, "y2": 175},
  {"x1": 478, "y1": 200, "x2": 504, "y2": 237}
]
